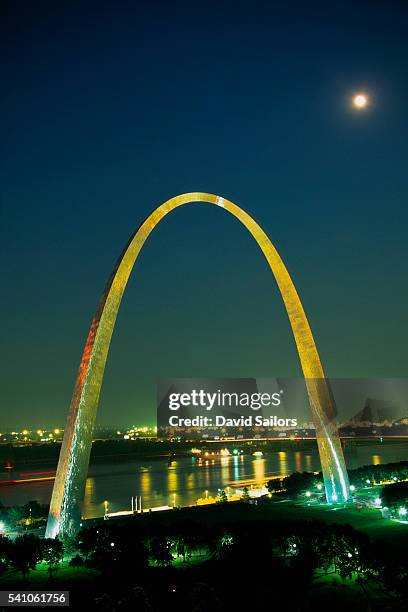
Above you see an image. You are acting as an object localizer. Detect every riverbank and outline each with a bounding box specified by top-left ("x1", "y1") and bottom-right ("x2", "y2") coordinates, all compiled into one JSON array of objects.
[
  {"x1": 1, "y1": 439, "x2": 407, "y2": 518},
  {"x1": 1, "y1": 437, "x2": 406, "y2": 469},
  {"x1": 95, "y1": 496, "x2": 408, "y2": 553}
]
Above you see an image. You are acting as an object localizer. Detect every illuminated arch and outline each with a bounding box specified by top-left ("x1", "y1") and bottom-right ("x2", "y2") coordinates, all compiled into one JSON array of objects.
[{"x1": 46, "y1": 192, "x2": 350, "y2": 538}]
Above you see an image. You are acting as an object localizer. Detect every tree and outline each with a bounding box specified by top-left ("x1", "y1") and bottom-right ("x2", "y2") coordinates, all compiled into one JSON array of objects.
[
  {"x1": 76, "y1": 527, "x2": 99, "y2": 560},
  {"x1": 217, "y1": 490, "x2": 228, "y2": 504},
  {"x1": 69, "y1": 555, "x2": 84, "y2": 567},
  {"x1": 148, "y1": 536, "x2": 172, "y2": 566},
  {"x1": 7, "y1": 534, "x2": 41, "y2": 579},
  {"x1": 381, "y1": 482, "x2": 408, "y2": 510},
  {"x1": 209, "y1": 532, "x2": 234, "y2": 561},
  {"x1": 41, "y1": 538, "x2": 63, "y2": 578},
  {"x1": 171, "y1": 534, "x2": 187, "y2": 561},
  {"x1": 267, "y1": 478, "x2": 283, "y2": 493},
  {"x1": 279, "y1": 472, "x2": 318, "y2": 495},
  {"x1": 114, "y1": 529, "x2": 148, "y2": 572},
  {"x1": 0, "y1": 537, "x2": 10, "y2": 575},
  {"x1": 23, "y1": 501, "x2": 48, "y2": 520},
  {"x1": 116, "y1": 586, "x2": 152, "y2": 611},
  {"x1": 60, "y1": 536, "x2": 77, "y2": 562},
  {"x1": 7, "y1": 506, "x2": 24, "y2": 527},
  {"x1": 241, "y1": 487, "x2": 251, "y2": 503}
]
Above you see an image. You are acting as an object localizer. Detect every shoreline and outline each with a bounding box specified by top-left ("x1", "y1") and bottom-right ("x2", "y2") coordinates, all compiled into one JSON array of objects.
[{"x1": 0, "y1": 437, "x2": 406, "y2": 470}]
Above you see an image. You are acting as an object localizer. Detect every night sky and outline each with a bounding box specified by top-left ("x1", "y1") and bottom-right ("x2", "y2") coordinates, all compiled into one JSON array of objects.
[{"x1": 1, "y1": 1, "x2": 407, "y2": 428}]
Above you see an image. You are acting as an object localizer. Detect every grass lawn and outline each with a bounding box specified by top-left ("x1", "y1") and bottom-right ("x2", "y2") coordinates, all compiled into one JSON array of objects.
[
  {"x1": 0, "y1": 562, "x2": 99, "y2": 588},
  {"x1": 112, "y1": 498, "x2": 408, "y2": 553},
  {"x1": 171, "y1": 552, "x2": 211, "y2": 567},
  {"x1": 269, "y1": 502, "x2": 408, "y2": 551},
  {"x1": 306, "y1": 572, "x2": 390, "y2": 611}
]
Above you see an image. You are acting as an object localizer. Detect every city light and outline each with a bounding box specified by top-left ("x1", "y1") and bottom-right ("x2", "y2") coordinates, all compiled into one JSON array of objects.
[
  {"x1": 350, "y1": 485, "x2": 356, "y2": 492},
  {"x1": 398, "y1": 507, "x2": 407, "y2": 517},
  {"x1": 305, "y1": 491, "x2": 311, "y2": 497},
  {"x1": 374, "y1": 497, "x2": 382, "y2": 506}
]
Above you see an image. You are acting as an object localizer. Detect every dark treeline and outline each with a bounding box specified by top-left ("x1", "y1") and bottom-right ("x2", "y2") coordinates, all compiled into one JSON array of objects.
[
  {"x1": 0, "y1": 439, "x2": 297, "y2": 466},
  {"x1": 0, "y1": 500, "x2": 49, "y2": 532},
  {"x1": 1, "y1": 514, "x2": 407, "y2": 610},
  {"x1": 381, "y1": 481, "x2": 408, "y2": 509},
  {"x1": 0, "y1": 534, "x2": 62, "y2": 579},
  {"x1": 348, "y1": 461, "x2": 408, "y2": 487},
  {"x1": 267, "y1": 461, "x2": 408, "y2": 494},
  {"x1": 0, "y1": 440, "x2": 194, "y2": 466}
]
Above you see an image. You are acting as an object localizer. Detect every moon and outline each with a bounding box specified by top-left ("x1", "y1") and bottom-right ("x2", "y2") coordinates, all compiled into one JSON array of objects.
[{"x1": 353, "y1": 93, "x2": 368, "y2": 109}]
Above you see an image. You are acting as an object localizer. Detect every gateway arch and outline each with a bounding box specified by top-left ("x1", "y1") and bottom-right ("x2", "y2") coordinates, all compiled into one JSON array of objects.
[{"x1": 46, "y1": 193, "x2": 350, "y2": 539}]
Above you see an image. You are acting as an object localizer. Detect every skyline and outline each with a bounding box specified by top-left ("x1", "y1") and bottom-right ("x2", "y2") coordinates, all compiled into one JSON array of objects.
[{"x1": 1, "y1": 1, "x2": 408, "y2": 428}]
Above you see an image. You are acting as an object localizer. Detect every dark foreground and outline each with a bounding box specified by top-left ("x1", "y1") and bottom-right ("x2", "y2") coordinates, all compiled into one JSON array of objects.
[{"x1": 0, "y1": 499, "x2": 407, "y2": 611}]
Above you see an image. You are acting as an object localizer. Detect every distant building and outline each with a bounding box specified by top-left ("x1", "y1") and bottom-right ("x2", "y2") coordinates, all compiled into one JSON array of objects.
[{"x1": 350, "y1": 397, "x2": 399, "y2": 425}]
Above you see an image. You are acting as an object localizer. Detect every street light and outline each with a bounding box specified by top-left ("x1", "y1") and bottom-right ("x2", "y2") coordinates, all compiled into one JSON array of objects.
[
  {"x1": 398, "y1": 507, "x2": 407, "y2": 517},
  {"x1": 104, "y1": 500, "x2": 109, "y2": 519}
]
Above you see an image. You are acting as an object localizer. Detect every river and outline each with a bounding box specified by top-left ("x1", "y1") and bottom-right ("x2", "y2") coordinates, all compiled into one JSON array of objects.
[{"x1": 0, "y1": 441, "x2": 406, "y2": 518}]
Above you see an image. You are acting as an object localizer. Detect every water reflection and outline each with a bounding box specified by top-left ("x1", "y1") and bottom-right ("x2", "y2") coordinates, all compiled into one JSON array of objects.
[
  {"x1": 253, "y1": 458, "x2": 266, "y2": 484},
  {"x1": 82, "y1": 477, "x2": 95, "y2": 517},
  {"x1": 140, "y1": 468, "x2": 151, "y2": 499},
  {"x1": 233, "y1": 456, "x2": 240, "y2": 481},
  {"x1": 1, "y1": 442, "x2": 406, "y2": 518},
  {"x1": 295, "y1": 451, "x2": 302, "y2": 472},
  {"x1": 278, "y1": 451, "x2": 288, "y2": 476},
  {"x1": 221, "y1": 457, "x2": 230, "y2": 482}
]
